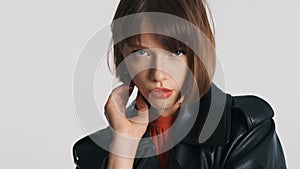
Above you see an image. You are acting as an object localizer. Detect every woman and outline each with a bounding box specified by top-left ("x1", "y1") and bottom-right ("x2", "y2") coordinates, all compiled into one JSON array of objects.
[{"x1": 73, "y1": 0, "x2": 287, "y2": 168}]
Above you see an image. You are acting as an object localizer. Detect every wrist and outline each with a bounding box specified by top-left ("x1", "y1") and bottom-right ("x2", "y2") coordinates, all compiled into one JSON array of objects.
[
  {"x1": 109, "y1": 132, "x2": 141, "y2": 158},
  {"x1": 107, "y1": 153, "x2": 135, "y2": 169}
]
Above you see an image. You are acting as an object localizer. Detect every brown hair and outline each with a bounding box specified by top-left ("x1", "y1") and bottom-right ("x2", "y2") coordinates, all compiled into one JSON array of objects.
[{"x1": 108, "y1": 0, "x2": 216, "y2": 101}]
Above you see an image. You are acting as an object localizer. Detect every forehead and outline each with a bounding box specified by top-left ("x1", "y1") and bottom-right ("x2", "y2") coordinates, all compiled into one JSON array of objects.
[{"x1": 126, "y1": 34, "x2": 166, "y2": 50}]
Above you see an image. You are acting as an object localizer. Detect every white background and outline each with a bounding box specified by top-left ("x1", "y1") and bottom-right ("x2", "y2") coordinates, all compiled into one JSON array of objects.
[{"x1": 0, "y1": 0, "x2": 299, "y2": 168}]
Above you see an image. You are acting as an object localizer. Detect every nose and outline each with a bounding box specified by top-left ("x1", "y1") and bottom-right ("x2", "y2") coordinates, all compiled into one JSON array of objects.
[{"x1": 149, "y1": 54, "x2": 168, "y2": 82}]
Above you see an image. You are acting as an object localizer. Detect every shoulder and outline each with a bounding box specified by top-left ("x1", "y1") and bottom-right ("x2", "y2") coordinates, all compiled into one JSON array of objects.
[
  {"x1": 231, "y1": 94, "x2": 275, "y2": 129},
  {"x1": 73, "y1": 126, "x2": 113, "y2": 151},
  {"x1": 223, "y1": 95, "x2": 287, "y2": 168},
  {"x1": 72, "y1": 127, "x2": 112, "y2": 168}
]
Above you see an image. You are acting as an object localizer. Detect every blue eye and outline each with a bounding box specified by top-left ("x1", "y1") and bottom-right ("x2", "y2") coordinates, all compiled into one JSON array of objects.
[
  {"x1": 132, "y1": 50, "x2": 148, "y2": 57},
  {"x1": 171, "y1": 50, "x2": 184, "y2": 57}
]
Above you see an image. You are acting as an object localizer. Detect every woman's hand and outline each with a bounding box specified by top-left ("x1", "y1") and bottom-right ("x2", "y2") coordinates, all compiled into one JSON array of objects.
[
  {"x1": 104, "y1": 84, "x2": 149, "y2": 139},
  {"x1": 105, "y1": 85, "x2": 149, "y2": 168}
]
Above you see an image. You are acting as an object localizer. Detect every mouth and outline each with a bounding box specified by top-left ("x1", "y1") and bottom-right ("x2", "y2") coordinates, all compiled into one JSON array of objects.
[{"x1": 150, "y1": 87, "x2": 173, "y2": 99}]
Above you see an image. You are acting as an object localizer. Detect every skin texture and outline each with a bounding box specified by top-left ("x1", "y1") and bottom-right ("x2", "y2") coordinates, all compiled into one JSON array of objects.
[{"x1": 105, "y1": 34, "x2": 189, "y2": 169}]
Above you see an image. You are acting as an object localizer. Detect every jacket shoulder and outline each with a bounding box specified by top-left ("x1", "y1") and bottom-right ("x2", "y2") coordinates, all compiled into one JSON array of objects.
[
  {"x1": 72, "y1": 127, "x2": 112, "y2": 168},
  {"x1": 231, "y1": 95, "x2": 275, "y2": 129},
  {"x1": 73, "y1": 126, "x2": 112, "y2": 151}
]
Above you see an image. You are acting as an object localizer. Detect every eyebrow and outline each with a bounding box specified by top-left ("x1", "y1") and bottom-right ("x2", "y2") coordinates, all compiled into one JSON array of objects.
[{"x1": 125, "y1": 43, "x2": 149, "y2": 49}]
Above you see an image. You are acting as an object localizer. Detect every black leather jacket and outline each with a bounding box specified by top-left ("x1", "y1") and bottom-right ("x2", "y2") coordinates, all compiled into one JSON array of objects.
[{"x1": 72, "y1": 83, "x2": 287, "y2": 169}]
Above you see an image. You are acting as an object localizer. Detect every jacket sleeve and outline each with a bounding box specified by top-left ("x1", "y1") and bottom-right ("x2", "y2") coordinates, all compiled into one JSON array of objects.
[{"x1": 225, "y1": 96, "x2": 287, "y2": 169}]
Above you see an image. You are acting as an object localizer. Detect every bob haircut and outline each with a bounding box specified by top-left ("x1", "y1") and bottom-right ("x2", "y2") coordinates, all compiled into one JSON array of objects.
[{"x1": 107, "y1": 0, "x2": 216, "y2": 102}]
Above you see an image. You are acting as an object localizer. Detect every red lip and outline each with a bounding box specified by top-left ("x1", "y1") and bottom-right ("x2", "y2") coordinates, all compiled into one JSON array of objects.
[
  {"x1": 152, "y1": 87, "x2": 173, "y2": 92},
  {"x1": 150, "y1": 87, "x2": 173, "y2": 98}
]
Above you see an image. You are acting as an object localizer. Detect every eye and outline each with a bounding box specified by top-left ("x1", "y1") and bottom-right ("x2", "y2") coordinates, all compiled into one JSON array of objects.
[
  {"x1": 132, "y1": 49, "x2": 149, "y2": 57},
  {"x1": 171, "y1": 50, "x2": 184, "y2": 57}
]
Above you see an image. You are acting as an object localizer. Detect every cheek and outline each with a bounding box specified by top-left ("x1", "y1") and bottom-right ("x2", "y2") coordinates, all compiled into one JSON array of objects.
[
  {"x1": 163, "y1": 56, "x2": 189, "y2": 85},
  {"x1": 124, "y1": 60, "x2": 143, "y2": 79},
  {"x1": 169, "y1": 66, "x2": 189, "y2": 88},
  {"x1": 130, "y1": 71, "x2": 148, "y2": 87}
]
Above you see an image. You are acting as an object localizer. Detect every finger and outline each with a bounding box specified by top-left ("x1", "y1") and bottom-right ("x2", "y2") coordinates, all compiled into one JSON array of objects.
[
  {"x1": 128, "y1": 112, "x2": 149, "y2": 124},
  {"x1": 129, "y1": 91, "x2": 149, "y2": 124},
  {"x1": 111, "y1": 84, "x2": 134, "y2": 107},
  {"x1": 113, "y1": 84, "x2": 134, "y2": 99},
  {"x1": 105, "y1": 85, "x2": 134, "y2": 121}
]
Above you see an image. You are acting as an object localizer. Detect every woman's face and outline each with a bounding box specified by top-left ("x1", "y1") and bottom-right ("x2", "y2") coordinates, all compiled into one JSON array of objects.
[{"x1": 122, "y1": 34, "x2": 189, "y2": 116}]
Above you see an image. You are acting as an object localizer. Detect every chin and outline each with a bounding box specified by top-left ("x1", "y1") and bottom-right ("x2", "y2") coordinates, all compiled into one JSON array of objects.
[{"x1": 148, "y1": 99, "x2": 174, "y2": 110}]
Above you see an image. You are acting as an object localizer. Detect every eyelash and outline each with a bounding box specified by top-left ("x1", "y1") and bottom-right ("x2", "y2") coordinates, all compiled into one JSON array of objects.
[
  {"x1": 170, "y1": 50, "x2": 185, "y2": 56},
  {"x1": 131, "y1": 49, "x2": 185, "y2": 57},
  {"x1": 132, "y1": 49, "x2": 149, "y2": 56}
]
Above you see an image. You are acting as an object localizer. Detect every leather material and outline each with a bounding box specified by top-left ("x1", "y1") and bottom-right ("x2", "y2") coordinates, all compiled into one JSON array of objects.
[{"x1": 72, "y1": 83, "x2": 287, "y2": 169}]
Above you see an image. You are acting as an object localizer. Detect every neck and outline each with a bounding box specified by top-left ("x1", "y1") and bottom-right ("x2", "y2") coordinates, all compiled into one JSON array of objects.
[
  {"x1": 147, "y1": 105, "x2": 179, "y2": 122},
  {"x1": 152, "y1": 105, "x2": 180, "y2": 117}
]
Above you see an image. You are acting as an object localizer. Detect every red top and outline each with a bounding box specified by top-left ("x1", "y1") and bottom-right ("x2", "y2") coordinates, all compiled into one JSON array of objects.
[{"x1": 149, "y1": 115, "x2": 177, "y2": 169}]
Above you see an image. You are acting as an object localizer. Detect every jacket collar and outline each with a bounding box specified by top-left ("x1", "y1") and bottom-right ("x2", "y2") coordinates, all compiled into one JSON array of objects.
[{"x1": 177, "y1": 83, "x2": 232, "y2": 146}]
